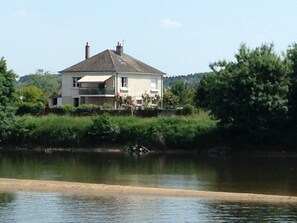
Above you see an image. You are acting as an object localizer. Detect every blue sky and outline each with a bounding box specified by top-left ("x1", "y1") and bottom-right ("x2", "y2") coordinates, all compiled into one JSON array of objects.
[{"x1": 1, "y1": 0, "x2": 297, "y2": 77}]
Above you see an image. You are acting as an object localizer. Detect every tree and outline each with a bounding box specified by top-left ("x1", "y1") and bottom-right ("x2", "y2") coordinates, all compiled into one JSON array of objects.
[
  {"x1": 163, "y1": 90, "x2": 179, "y2": 108},
  {"x1": 170, "y1": 80, "x2": 195, "y2": 106},
  {"x1": 18, "y1": 69, "x2": 61, "y2": 102},
  {"x1": 0, "y1": 58, "x2": 17, "y2": 139},
  {"x1": 18, "y1": 85, "x2": 44, "y2": 103},
  {"x1": 286, "y1": 43, "x2": 297, "y2": 123},
  {"x1": 196, "y1": 44, "x2": 289, "y2": 132}
]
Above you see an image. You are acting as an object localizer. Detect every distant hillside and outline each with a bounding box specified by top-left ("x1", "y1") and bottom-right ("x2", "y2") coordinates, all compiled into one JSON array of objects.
[
  {"x1": 18, "y1": 74, "x2": 61, "y2": 86},
  {"x1": 163, "y1": 72, "x2": 211, "y2": 89},
  {"x1": 17, "y1": 72, "x2": 61, "y2": 98}
]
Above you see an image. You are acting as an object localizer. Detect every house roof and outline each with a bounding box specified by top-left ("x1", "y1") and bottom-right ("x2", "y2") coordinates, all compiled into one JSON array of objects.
[{"x1": 60, "y1": 49, "x2": 165, "y2": 75}]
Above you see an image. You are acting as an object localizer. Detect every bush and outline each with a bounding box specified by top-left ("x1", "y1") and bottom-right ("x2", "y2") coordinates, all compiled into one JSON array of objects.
[
  {"x1": 102, "y1": 103, "x2": 114, "y2": 110},
  {"x1": 75, "y1": 104, "x2": 100, "y2": 116},
  {"x1": 16, "y1": 102, "x2": 44, "y2": 116},
  {"x1": 8, "y1": 117, "x2": 37, "y2": 145},
  {"x1": 11, "y1": 115, "x2": 91, "y2": 147},
  {"x1": 51, "y1": 104, "x2": 75, "y2": 115},
  {"x1": 182, "y1": 104, "x2": 194, "y2": 116},
  {"x1": 4, "y1": 114, "x2": 217, "y2": 150},
  {"x1": 175, "y1": 105, "x2": 194, "y2": 116},
  {"x1": 87, "y1": 115, "x2": 120, "y2": 143}
]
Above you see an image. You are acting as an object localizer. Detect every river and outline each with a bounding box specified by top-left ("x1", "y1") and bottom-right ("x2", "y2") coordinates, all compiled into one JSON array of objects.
[{"x1": 0, "y1": 150, "x2": 297, "y2": 222}]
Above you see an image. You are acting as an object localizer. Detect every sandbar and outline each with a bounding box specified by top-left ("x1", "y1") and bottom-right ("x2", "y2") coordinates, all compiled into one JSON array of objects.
[{"x1": 0, "y1": 178, "x2": 296, "y2": 204}]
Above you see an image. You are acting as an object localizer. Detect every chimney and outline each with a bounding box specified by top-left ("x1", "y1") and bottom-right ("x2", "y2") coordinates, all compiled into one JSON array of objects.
[
  {"x1": 85, "y1": 42, "x2": 90, "y2": 59},
  {"x1": 116, "y1": 42, "x2": 123, "y2": 56}
]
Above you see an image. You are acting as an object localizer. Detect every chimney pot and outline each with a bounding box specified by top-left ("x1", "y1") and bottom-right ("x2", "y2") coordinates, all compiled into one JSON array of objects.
[{"x1": 85, "y1": 42, "x2": 90, "y2": 59}]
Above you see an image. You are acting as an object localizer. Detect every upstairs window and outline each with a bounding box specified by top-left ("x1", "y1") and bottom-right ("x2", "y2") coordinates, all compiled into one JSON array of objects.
[
  {"x1": 72, "y1": 77, "x2": 81, "y2": 88},
  {"x1": 121, "y1": 77, "x2": 128, "y2": 88},
  {"x1": 150, "y1": 78, "x2": 158, "y2": 92}
]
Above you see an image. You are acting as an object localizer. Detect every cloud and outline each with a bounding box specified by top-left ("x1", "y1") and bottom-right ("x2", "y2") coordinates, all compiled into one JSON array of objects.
[{"x1": 162, "y1": 19, "x2": 182, "y2": 28}]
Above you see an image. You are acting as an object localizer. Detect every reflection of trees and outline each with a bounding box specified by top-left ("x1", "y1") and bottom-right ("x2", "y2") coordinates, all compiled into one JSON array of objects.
[
  {"x1": 0, "y1": 151, "x2": 217, "y2": 190},
  {"x1": 203, "y1": 201, "x2": 297, "y2": 222},
  {"x1": 209, "y1": 155, "x2": 297, "y2": 196},
  {"x1": 0, "y1": 192, "x2": 16, "y2": 207},
  {"x1": 4, "y1": 150, "x2": 297, "y2": 196}
]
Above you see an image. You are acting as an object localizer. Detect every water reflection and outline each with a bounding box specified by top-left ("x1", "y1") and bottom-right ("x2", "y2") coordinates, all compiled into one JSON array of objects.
[
  {"x1": 1, "y1": 192, "x2": 297, "y2": 222},
  {"x1": 0, "y1": 193, "x2": 15, "y2": 207},
  {"x1": 0, "y1": 150, "x2": 297, "y2": 195}
]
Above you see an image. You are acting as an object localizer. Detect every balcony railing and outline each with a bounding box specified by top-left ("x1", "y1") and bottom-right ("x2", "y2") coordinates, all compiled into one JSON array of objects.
[{"x1": 79, "y1": 87, "x2": 115, "y2": 95}]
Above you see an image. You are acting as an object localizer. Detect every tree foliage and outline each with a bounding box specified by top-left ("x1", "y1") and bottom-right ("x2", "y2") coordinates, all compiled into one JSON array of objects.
[
  {"x1": 18, "y1": 85, "x2": 44, "y2": 103},
  {"x1": 163, "y1": 90, "x2": 179, "y2": 108},
  {"x1": 18, "y1": 69, "x2": 61, "y2": 102},
  {"x1": 0, "y1": 58, "x2": 17, "y2": 139},
  {"x1": 170, "y1": 80, "x2": 195, "y2": 106},
  {"x1": 196, "y1": 44, "x2": 289, "y2": 132},
  {"x1": 286, "y1": 43, "x2": 297, "y2": 122},
  {"x1": 164, "y1": 72, "x2": 210, "y2": 89}
]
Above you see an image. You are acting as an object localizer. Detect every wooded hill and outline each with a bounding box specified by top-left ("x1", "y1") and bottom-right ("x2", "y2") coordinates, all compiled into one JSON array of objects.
[{"x1": 163, "y1": 72, "x2": 211, "y2": 89}]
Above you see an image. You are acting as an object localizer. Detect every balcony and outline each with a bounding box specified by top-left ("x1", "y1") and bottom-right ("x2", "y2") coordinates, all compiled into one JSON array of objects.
[{"x1": 79, "y1": 87, "x2": 115, "y2": 96}]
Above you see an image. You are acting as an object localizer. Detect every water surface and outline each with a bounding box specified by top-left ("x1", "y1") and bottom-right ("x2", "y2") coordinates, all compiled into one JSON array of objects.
[
  {"x1": 0, "y1": 150, "x2": 297, "y2": 195},
  {"x1": 1, "y1": 192, "x2": 297, "y2": 223},
  {"x1": 1, "y1": 150, "x2": 297, "y2": 222}
]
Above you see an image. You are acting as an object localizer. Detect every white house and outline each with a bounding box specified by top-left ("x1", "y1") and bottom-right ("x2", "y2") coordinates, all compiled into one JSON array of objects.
[{"x1": 58, "y1": 43, "x2": 165, "y2": 108}]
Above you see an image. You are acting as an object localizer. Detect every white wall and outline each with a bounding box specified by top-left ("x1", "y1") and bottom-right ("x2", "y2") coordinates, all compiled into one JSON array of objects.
[
  {"x1": 117, "y1": 72, "x2": 163, "y2": 99},
  {"x1": 61, "y1": 72, "x2": 115, "y2": 105}
]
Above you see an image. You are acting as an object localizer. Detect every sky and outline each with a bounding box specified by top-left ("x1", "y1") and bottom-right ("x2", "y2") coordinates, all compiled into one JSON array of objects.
[{"x1": 1, "y1": 0, "x2": 297, "y2": 77}]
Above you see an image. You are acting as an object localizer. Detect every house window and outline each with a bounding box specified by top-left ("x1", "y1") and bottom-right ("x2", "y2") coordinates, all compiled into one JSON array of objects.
[
  {"x1": 151, "y1": 98, "x2": 157, "y2": 105},
  {"x1": 121, "y1": 77, "x2": 127, "y2": 88},
  {"x1": 136, "y1": 97, "x2": 143, "y2": 105},
  {"x1": 151, "y1": 78, "x2": 158, "y2": 92},
  {"x1": 72, "y1": 77, "x2": 81, "y2": 88}
]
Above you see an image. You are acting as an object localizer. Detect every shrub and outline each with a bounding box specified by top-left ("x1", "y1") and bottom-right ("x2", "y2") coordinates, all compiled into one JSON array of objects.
[
  {"x1": 4, "y1": 113, "x2": 217, "y2": 150},
  {"x1": 21, "y1": 115, "x2": 91, "y2": 147},
  {"x1": 16, "y1": 102, "x2": 44, "y2": 116},
  {"x1": 63, "y1": 104, "x2": 75, "y2": 115},
  {"x1": 51, "y1": 104, "x2": 75, "y2": 115},
  {"x1": 102, "y1": 103, "x2": 114, "y2": 110},
  {"x1": 75, "y1": 104, "x2": 100, "y2": 116},
  {"x1": 182, "y1": 104, "x2": 194, "y2": 116},
  {"x1": 87, "y1": 115, "x2": 120, "y2": 143},
  {"x1": 8, "y1": 117, "x2": 37, "y2": 145}
]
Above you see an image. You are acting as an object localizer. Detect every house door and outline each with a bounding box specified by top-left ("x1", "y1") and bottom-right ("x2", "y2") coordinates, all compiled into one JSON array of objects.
[{"x1": 73, "y1": 98, "x2": 79, "y2": 107}]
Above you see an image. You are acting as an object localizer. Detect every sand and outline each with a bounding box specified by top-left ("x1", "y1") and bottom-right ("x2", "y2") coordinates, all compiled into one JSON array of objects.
[{"x1": 0, "y1": 178, "x2": 296, "y2": 204}]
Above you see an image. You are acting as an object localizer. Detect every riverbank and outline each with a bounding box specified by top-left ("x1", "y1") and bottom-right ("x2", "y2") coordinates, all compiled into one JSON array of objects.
[
  {"x1": 4, "y1": 114, "x2": 217, "y2": 151},
  {"x1": 3, "y1": 114, "x2": 297, "y2": 152},
  {"x1": 0, "y1": 178, "x2": 297, "y2": 204}
]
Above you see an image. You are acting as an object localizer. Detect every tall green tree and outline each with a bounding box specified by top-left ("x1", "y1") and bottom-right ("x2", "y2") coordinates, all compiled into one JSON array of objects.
[
  {"x1": 18, "y1": 85, "x2": 44, "y2": 103},
  {"x1": 196, "y1": 44, "x2": 289, "y2": 132},
  {"x1": 163, "y1": 90, "x2": 179, "y2": 108},
  {"x1": 170, "y1": 80, "x2": 195, "y2": 105},
  {"x1": 0, "y1": 58, "x2": 17, "y2": 139},
  {"x1": 286, "y1": 43, "x2": 297, "y2": 123}
]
